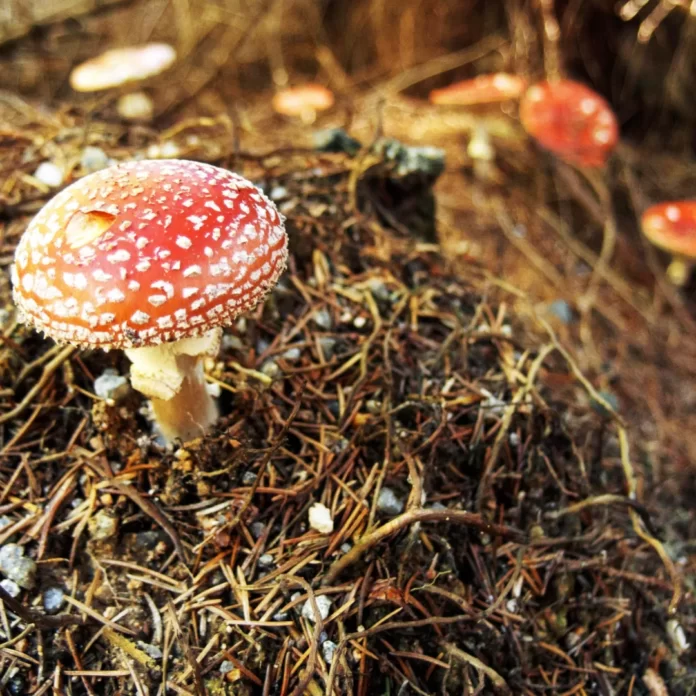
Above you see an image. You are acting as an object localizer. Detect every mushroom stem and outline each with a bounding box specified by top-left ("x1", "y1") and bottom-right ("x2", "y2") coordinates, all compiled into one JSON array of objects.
[
  {"x1": 125, "y1": 328, "x2": 222, "y2": 443},
  {"x1": 149, "y1": 355, "x2": 219, "y2": 442},
  {"x1": 666, "y1": 258, "x2": 692, "y2": 286}
]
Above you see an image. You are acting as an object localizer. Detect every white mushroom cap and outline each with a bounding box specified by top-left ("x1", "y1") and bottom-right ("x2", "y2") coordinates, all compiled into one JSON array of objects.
[{"x1": 70, "y1": 43, "x2": 177, "y2": 92}]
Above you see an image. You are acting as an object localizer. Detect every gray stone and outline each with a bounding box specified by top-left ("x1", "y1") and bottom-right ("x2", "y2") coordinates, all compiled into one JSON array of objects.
[
  {"x1": 301, "y1": 595, "x2": 332, "y2": 623},
  {"x1": 0, "y1": 579, "x2": 21, "y2": 598},
  {"x1": 313, "y1": 309, "x2": 332, "y2": 330},
  {"x1": 137, "y1": 642, "x2": 163, "y2": 660},
  {"x1": 0, "y1": 544, "x2": 36, "y2": 589},
  {"x1": 43, "y1": 587, "x2": 64, "y2": 613},
  {"x1": 376, "y1": 487, "x2": 404, "y2": 516},
  {"x1": 322, "y1": 639, "x2": 338, "y2": 664},
  {"x1": 281, "y1": 347, "x2": 302, "y2": 361},
  {"x1": 88, "y1": 509, "x2": 118, "y2": 541},
  {"x1": 94, "y1": 369, "x2": 129, "y2": 402}
]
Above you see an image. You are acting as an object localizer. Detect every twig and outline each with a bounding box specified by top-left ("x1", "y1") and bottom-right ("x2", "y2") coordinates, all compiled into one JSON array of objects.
[
  {"x1": 322, "y1": 508, "x2": 524, "y2": 585},
  {"x1": 443, "y1": 642, "x2": 511, "y2": 695},
  {"x1": 112, "y1": 482, "x2": 189, "y2": 565},
  {"x1": 0, "y1": 345, "x2": 75, "y2": 425}
]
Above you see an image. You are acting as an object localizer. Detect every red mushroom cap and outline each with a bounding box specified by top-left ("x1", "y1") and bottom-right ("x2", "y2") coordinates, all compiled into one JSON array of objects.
[
  {"x1": 429, "y1": 73, "x2": 528, "y2": 106},
  {"x1": 12, "y1": 159, "x2": 288, "y2": 348},
  {"x1": 641, "y1": 201, "x2": 696, "y2": 258},
  {"x1": 519, "y1": 80, "x2": 619, "y2": 167}
]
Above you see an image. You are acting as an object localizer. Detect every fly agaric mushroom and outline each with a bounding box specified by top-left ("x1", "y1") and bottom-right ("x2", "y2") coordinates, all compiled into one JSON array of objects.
[
  {"x1": 641, "y1": 201, "x2": 696, "y2": 286},
  {"x1": 11, "y1": 159, "x2": 288, "y2": 442},
  {"x1": 429, "y1": 73, "x2": 528, "y2": 106},
  {"x1": 272, "y1": 84, "x2": 335, "y2": 124},
  {"x1": 519, "y1": 80, "x2": 619, "y2": 168},
  {"x1": 70, "y1": 43, "x2": 177, "y2": 92}
]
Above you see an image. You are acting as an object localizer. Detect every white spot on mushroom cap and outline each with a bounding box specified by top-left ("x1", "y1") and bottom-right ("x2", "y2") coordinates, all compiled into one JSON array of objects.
[{"x1": 666, "y1": 205, "x2": 681, "y2": 222}]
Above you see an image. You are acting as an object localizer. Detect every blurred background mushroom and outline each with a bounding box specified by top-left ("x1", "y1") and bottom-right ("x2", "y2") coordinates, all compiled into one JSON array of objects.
[{"x1": 69, "y1": 42, "x2": 177, "y2": 121}]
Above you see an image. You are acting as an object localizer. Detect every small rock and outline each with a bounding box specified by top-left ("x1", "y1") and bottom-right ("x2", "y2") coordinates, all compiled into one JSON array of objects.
[
  {"x1": 367, "y1": 280, "x2": 390, "y2": 302},
  {"x1": 667, "y1": 619, "x2": 690, "y2": 654},
  {"x1": 258, "y1": 553, "x2": 274, "y2": 567},
  {"x1": 269, "y1": 185, "x2": 288, "y2": 201},
  {"x1": 219, "y1": 660, "x2": 235, "y2": 674},
  {"x1": 0, "y1": 544, "x2": 36, "y2": 589},
  {"x1": 242, "y1": 470, "x2": 257, "y2": 485},
  {"x1": 308, "y1": 502, "x2": 334, "y2": 534},
  {"x1": 250, "y1": 522, "x2": 266, "y2": 539},
  {"x1": 340, "y1": 542, "x2": 352, "y2": 554},
  {"x1": 137, "y1": 642, "x2": 163, "y2": 660},
  {"x1": 272, "y1": 611, "x2": 288, "y2": 621},
  {"x1": 117, "y1": 91, "x2": 154, "y2": 121},
  {"x1": 281, "y1": 347, "x2": 302, "y2": 361},
  {"x1": 426, "y1": 502, "x2": 447, "y2": 512},
  {"x1": 548, "y1": 299, "x2": 574, "y2": 325},
  {"x1": 34, "y1": 162, "x2": 64, "y2": 188},
  {"x1": 260, "y1": 360, "x2": 280, "y2": 379},
  {"x1": 353, "y1": 316, "x2": 367, "y2": 329},
  {"x1": 0, "y1": 516, "x2": 13, "y2": 531},
  {"x1": 376, "y1": 487, "x2": 404, "y2": 516},
  {"x1": 318, "y1": 337, "x2": 337, "y2": 359},
  {"x1": 81, "y1": 146, "x2": 109, "y2": 173},
  {"x1": 94, "y1": 369, "x2": 130, "y2": 402},
  {"x1": 43, "y1": 587, "x2": 64, "y2": 613},
  {"x1": 313, "y1": 128, "x2": 361, "y2": 156},
  {"x1": 301, "y1": 595, "x2": 332, "y2": 623},
  {"x1": 322, "y1": 639, "x2": 338, "y2": 664},
  {"x1": 134, "y1": 531, "x2": 165, "y2": 550},
  {"x1": 313, "y1": 308, "x2": 333, "y2": 330},
  {"x1": 0, "y1": 579, "x2": 21, "y2": 598},
  {"x1": 88, "y1": 509, "x2": 119, "y2": 541}
]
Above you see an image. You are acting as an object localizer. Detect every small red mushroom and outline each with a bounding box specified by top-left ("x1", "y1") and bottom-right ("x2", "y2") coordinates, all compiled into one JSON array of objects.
[
  {"x1": 641, "y1": 201, "x2": 696, "y2": 286},
  {"x1": 519, "y1": 80, "x2": 619, "y2": 167},
  {"x1": 12, "y1": 159, "x2": 288, "y2": 442},
  {"x1": 429, "y1": 73, "x2": 528, "y2": 106}
]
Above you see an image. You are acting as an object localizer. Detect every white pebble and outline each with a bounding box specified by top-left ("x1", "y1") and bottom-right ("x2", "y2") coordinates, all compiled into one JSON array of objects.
[
  {"x1": 0, "y1": 544, "x2": 36, "y2": 589},
  {"x1": 667, "y1": 619, "x2": 690, "y2": 654},
  {"x1": 34, "y1": 162, "x2": 64, "y2": 188},
  {"x1": 94, "y1": 369, "x2": 129, "y2": 402},
  {"x1": 301, "y1": 595, "x2": 332, "y2": 623},
  {"x1": 88, "y1": 509, "x2": 118, "y2": 541},
  {"x1": 322, "y1": 639, "x2": 338, "y2": 664},
  {"x1": 281, "y1": 347, "x2": 302, "y2": 361},
  {"x1": 308, "y1": 502, "x2": 334, "y2": 534},
  {"x1": 313, "y1": 309, "x2": 332, "y2": 330},
  {"x1": 0, "y1": 579, "x2": 21, "y2": 598},
  {"x1": 43, "y1": 587, "x2": 65, "y2": 613}
]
